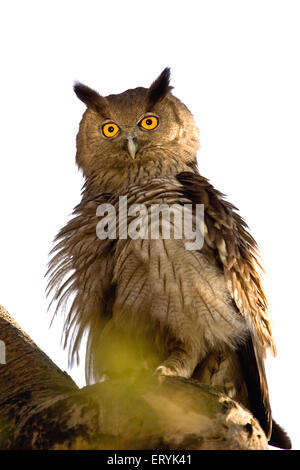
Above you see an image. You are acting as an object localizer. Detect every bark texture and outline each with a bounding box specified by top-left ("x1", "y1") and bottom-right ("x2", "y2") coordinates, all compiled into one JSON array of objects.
[{"x1": 0, "y1": 305, "x2": 268, "y2": 450}]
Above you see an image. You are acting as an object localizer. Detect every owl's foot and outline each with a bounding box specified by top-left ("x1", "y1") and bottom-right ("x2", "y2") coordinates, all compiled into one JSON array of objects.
[{"x1": 154, "y1": 351, "x2": 197, "y2": 379}]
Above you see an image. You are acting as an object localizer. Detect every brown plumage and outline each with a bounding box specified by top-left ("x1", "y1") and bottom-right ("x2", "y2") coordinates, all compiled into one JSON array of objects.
[{"x1": 47, "y1": 68, "x2": 291, "y2": 449}]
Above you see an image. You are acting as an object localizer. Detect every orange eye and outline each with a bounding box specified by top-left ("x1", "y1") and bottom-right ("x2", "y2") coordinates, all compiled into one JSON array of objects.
[
  {"x1": 102, "y1": 122, "x2": 120, "y2": 138},
  {"x1": 139, "y1": 116, "x2": 159, "y2": 130}
]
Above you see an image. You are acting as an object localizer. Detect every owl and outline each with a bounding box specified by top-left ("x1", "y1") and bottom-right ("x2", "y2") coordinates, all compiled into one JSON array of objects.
[{"x1": 47, "y1": 68, "x2": 291, "y2": 449}]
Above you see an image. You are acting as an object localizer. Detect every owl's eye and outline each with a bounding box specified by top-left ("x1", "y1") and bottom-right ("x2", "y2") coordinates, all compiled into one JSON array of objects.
[
  {"x1": 139, "y1": 116, "x2": 159, "y2": 131},
  {"x1": 102, "y1": 122, "x2": 120, "y2": 138}
]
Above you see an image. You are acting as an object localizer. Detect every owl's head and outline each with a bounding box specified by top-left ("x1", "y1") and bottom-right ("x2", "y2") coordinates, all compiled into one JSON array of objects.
[{"x1": 74, "y1": 68, "x2": 200, "y2": 181}]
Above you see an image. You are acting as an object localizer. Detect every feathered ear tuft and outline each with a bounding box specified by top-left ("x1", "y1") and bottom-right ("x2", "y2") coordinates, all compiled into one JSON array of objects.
[
  {"x1": 146, "y1": 67, "x2": 173, "y2": 110},
  {"x1": 73, "y1": 82, "x2": 110, "y2": 118}
]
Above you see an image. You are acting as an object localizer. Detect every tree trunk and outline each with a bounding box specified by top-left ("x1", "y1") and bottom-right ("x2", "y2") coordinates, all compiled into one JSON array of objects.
[{"x1": 0, "y1": 305, "x2": 268, "y2": 450}]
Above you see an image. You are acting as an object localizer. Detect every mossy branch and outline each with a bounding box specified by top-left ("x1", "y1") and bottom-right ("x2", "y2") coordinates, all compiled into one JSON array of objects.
[{"x1": 0, "y1": 305, "x2": 268, "y2": 450}]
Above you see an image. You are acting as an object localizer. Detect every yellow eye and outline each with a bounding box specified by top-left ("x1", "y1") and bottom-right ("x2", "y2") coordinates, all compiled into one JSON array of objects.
[
  {"x1": 139, "y1": 116, "x2": 159, "y2": 130},
  {"x1": 102, "y1": 122, "x2": 120, "y2": 138}
]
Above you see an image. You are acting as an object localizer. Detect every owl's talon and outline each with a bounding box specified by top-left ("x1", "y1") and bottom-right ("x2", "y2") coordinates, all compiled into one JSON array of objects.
[{"x1": 154, "y1": 365, "x2": 177, "y2": 377}]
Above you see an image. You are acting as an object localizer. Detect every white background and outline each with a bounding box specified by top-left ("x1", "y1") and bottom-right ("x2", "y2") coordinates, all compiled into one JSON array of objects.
[{"x1": 0, "y1": 0, "x2": 299, "y2": 449}]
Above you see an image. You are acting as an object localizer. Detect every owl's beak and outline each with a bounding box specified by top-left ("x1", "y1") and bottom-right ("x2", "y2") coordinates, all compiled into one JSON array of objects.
[{"x1": 127, "y1": 135, "x2": 138, "y2": 159}]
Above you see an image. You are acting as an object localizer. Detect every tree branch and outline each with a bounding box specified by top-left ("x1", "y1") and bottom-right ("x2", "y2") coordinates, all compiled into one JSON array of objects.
[{"x1": 0, "y1": 305, "x2": 268, "y2": 450}]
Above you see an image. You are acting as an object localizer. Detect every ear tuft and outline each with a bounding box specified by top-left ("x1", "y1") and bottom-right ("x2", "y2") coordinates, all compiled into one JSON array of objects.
[
  {"x1": 73, "y1": 82, "x2": 110, "y2": 117},
  {"x1": 146, "y1": 67, "x2": 173, "y2": 110}
]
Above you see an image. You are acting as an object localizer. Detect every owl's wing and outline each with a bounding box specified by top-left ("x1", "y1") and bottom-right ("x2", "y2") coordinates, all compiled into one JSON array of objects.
[
  {"x1": 176, "y1": 171, "x2": 276, "y2": 438},
  {"x1": 176, "y1": 171, "x2": 275, "y2": 356}
]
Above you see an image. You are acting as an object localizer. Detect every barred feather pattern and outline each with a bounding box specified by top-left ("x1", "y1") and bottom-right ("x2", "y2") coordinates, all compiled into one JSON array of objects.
[
  {"x1": 47, "y1": 167, "x2": 279, "y2": 443},
  {"x1": 47, "y1": 169, "x2": 274, "y2": 371},
  {"x1": 176, "y1": 171, "x2": 276, "y2": 358}
]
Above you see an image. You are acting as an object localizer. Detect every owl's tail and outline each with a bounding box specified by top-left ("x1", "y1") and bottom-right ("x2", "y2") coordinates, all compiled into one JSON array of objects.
[
  {"x1": 269, "y1": 419, "x2": 291, "y2": 449},
  {"x1": 237, "y1": 333, "x2": 292, "y2": 449}
]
